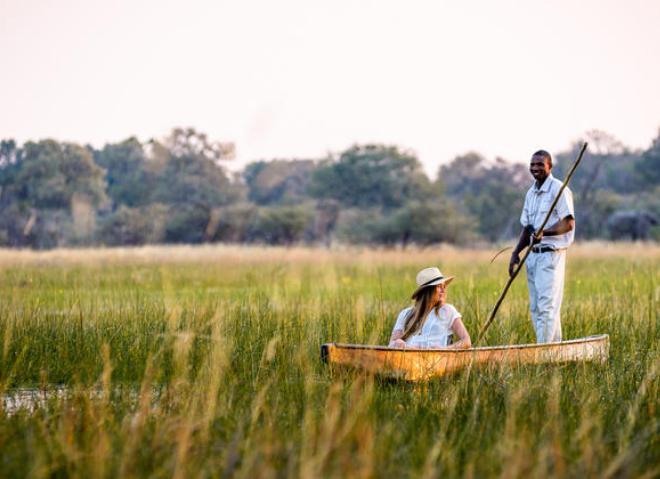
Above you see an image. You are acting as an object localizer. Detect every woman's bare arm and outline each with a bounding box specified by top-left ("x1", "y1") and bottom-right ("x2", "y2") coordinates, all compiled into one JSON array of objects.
[{"x1": 447, "y1": 318, "x2": 472, "y2": 349}]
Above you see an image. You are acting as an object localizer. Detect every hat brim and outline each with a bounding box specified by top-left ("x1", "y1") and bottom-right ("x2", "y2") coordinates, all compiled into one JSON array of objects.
[{"x1": 411, "y1": 276, "x2": 455, "y2": 299}]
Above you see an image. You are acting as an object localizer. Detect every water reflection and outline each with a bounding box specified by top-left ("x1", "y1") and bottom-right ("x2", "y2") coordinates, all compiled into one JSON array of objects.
[{"x1": 2, "y1": 387, "x2": 71, "y2": 415}]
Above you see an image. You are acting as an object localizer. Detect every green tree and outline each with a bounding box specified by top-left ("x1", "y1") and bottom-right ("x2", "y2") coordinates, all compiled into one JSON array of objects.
[
  {"x1": 93, "y1": 137, "x2": 154, "y2": 208},
  {"x1": 336, "y1": 200, "x2": 475, "y2": 247},
  {"x1": 209, "y1": 203, "x2": 259, "y2": 243},
  {"x1": 554, "y1": 131, "x2": 650, "y2": 239},
  {"x1": 244, "y1": 159, "x2": 317, "y2": 205},
  {"x1": 438, "y1": 152, "x2": 488, "y2": 197},
  {"x1": 555, "y1": 131, "x2": 644, "y2": 198},
  {"x1": 152, "y1": 128, "x2": 241, "y2": 208},
  {"x1": 97, "y1": 204, "x2": 167, "y2": 246},
  {"x1": 252, "y1": 204, "x2": 314, "y2": 245},
  {"x1": 309, "y1": 144, "x2": 432, "y2": 209},
  {"x1": 10, "y1": 140, "x2": 107, "y2": 209},
  {"x1": 394, "y1": 200, "x2": 476, "y2": 246},
  {"x1": 148, "y1": 128, "x2": 244, "y2": 243},
  {"x1": 636, "y1": 128, "x2": 660, "y2": 188},
  {"x1": 438, "y1": 153, "x2": 527, "y2": 242},
  {"x1": 163, "y1": 204, "x2": 211, "y2": 244},
  {"x1": 0, "y1": 139, "x2": 107, "y2": 247},
  {"x1": 0, "y1": 139, "x2": 19, "y2": 169}
]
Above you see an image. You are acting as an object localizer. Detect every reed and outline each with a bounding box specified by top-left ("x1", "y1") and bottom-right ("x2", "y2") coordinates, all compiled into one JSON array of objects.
[{"x1": 0, "y1": 243, "x2": 657, "y2": 477}]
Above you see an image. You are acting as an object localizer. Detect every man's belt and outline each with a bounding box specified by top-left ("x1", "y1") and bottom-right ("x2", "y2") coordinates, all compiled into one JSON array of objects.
[{"x1": 531, "y1": 245, "x2": 556, "y2": 254}]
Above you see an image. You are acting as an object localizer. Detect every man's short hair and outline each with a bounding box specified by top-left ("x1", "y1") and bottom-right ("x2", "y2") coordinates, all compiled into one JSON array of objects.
[{"x1": 532, "y1": 149, "x2": 552, "y2": 167}]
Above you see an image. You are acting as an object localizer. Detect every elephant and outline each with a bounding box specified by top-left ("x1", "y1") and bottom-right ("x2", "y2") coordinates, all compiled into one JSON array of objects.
[{"x1": 606, "y1": 210, "x2": 659, "y2": 240}]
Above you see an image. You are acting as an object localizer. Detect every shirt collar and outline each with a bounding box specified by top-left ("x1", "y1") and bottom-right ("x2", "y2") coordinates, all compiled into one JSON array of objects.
[{"x1": 534, "y1": 173, "x2": 554, "y2": 193}]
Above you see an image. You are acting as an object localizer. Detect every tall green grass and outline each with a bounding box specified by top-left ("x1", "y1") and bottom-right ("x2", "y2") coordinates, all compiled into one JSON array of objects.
[{"x1": 0, "y1": 244, "x2": 657, "y2": 477}]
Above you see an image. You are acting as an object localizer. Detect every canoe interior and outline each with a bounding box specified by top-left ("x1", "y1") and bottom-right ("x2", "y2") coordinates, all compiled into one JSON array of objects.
[{"x1": 321, "y1": 334, "x2": 609, "y2": 381}]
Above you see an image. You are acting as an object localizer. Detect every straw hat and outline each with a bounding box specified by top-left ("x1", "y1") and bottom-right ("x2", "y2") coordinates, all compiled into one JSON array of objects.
[{"x1": 411, "y1": 267, "x2": 455, "y2": 299}]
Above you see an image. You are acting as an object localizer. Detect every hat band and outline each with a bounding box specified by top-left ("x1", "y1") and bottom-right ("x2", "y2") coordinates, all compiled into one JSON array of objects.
[{"x1": 421, "y1": 276, "x2": 444, "y2": 287}]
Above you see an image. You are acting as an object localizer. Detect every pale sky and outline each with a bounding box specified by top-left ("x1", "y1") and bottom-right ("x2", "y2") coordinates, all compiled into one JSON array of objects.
[{"x1": 1, "y1": 0, "x2": 659, "y2": 176}]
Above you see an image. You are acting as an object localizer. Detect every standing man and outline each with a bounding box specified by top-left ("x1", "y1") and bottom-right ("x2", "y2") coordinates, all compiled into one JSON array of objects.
[{"x1": 509, "y1": 150, "x2": 575, "y2": 343}]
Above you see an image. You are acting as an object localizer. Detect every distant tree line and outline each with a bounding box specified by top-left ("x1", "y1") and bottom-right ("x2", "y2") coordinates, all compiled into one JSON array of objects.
[{"x1": 0, "y1": 127, "x2": 658, "y2": 249}]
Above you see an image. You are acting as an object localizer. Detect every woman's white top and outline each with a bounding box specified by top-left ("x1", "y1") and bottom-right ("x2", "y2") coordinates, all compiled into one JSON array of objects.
[{"x1": 392, "y1": 304, "x2": 461, "y2": 348}]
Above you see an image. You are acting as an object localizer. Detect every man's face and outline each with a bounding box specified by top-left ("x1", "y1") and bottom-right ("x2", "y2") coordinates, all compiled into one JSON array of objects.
[{"x1": 530, "y1": 155, "x2": 551, "y2": 183}]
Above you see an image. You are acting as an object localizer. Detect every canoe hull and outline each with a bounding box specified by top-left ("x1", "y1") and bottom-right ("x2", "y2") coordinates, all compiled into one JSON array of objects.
[{"x1": 321, "y1": 335, "x2": 609, "y2": 381}]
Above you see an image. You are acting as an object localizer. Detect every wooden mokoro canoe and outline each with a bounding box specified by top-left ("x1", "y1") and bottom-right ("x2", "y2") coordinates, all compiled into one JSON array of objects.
[{"x1": 321, "y1": 334, "x2": 609, "y2": 381}]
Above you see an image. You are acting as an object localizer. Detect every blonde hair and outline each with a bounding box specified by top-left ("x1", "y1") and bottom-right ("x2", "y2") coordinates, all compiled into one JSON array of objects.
[{"x1": 401, "y1": 286, "x2": 440, "y2": 340}]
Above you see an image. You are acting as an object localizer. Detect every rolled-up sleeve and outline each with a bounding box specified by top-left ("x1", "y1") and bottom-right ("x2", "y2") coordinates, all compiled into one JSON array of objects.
[
  {"x1": 520, "y1": 191, "x2": 530, "y2": 227},
  {"x1": 555, "y1": 187, "x2": 575, "y2": 219},
  {"x1": 446, "y1": 304, "x2": 462, "y2": 329}
]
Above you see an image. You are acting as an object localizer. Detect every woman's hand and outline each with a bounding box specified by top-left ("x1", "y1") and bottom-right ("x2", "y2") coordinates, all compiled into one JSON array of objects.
[{"x1": 389, "y1": 329, "x2": 404, "y2": 348}]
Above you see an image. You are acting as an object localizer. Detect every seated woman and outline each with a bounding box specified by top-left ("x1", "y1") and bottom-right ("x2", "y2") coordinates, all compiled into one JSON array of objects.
[{"x1": 389, "y1": 267, "x2": 471, "y2": 349}]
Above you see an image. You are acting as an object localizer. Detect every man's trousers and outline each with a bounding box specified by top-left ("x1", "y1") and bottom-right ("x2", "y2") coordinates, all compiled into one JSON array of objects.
[{"x1": 525, "y1": 249, "x2": 566, "y2": 343}]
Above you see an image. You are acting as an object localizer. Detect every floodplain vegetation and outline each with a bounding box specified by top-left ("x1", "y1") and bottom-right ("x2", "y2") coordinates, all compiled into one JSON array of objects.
[{"x1": 0, "y1": 243, "x2": 657, "y2": 478}]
